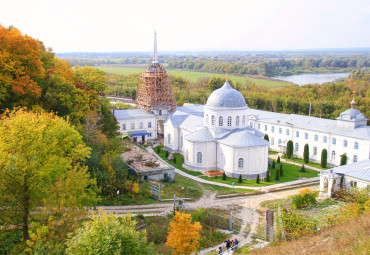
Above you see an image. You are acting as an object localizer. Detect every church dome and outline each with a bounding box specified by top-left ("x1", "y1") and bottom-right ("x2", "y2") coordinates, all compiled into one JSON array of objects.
[
  {"x1": 337, "y1": 98, "x2": 367, "y2": 121},
  {"x1": 206, "y1": 81, "x2": 247, "y2": 108}
]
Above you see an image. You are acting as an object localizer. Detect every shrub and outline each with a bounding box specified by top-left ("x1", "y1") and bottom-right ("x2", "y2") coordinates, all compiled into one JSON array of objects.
[
  {"x1": 291, "y1": 191, "x2": 317, "y2": 209},
  {"x1": 272, "y1": 160, "x2": 275, "y2": 169},
  {"x1": 340, "y1": 153, "x2": 347, "y2": 166},
  {"x1": 165, "y1": 150, "x2": 169, "y2": 157},
  {"x1": 157, "y1": 146, "x2": 160, "y2": 153},
  {"x1": 264, "y1": 134, "x2": 269, "y2": 141},
  {"x1": 222, "y1": 172, "x2": 227, "y2": 181},
  {"x1": 277, "y1": 156, "x2": 280, "y2": 163},
  {"x1": 276, "y1": 169, "x2": 280, "y2": 181},
  {"x1": 321, "y1": 149, "x2": 327, "y2": 168},
  {"x1": 304, "y1": 144, "x2": 309, "y2": 164},
  {"x1": 300, "y1": 165, "x2": 306, "y2": 172},
  {"x1": 173, "y1": 156, "x2": 177, "y2": 164},
  {"x1": 286, "y1": 140, "x2": 293, "y2": 159},
  {"x1": 145, "y1": 160, "x2": 159, "y2": 167},
  {"x1": 266, "y1": 171, "x2": 271, "y2": 182},
  {"x1": 256, "y1": 174, "x2": 260, "y2": 184},
  {"x1": 238, "y1": 174, "x2": 243, "y2": 183},
  {"x1": 280, "y1": 164, "x2": 283, "y2": 177},
  {"x1": 280, "y1": 209, "x2": 316, "y2": 241}
]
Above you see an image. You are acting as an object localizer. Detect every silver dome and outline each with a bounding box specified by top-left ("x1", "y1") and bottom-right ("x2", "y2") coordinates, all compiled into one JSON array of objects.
[
  {"x1": 337, "y1": 108, "x2": 366, "y2": 121},
  {"x1": 206, "y1": 81, "x2": 247, "y2": 108}
]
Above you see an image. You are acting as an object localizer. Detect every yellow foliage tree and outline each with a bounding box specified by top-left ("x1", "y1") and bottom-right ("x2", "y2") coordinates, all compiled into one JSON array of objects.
[{"x1": 166, "y1": 211, "x2": 202, "y2": 255}]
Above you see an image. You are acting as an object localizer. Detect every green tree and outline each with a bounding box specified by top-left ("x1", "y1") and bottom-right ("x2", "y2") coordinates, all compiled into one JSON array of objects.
[
  {"x1": 74, "y1": 65, "x2": 108, "y2": 93},
  {"x1": 286, "y1": 140, "x2": 293, "y2": 159},
  {"x1": 0, "y1": 109, "x2": 97, "y2": 242},
  {"x1": 266, "y1": 171, "x2": 271, "y2": 182},
  {"x1": 340, "y1": 154, "x2": 347, "y2": 166},
  {"x1": 174, "y1": 156, "x2": 177, "y2": 164},
  {"x1": 222, "y1": 172, "x2": 227, "y2": 181},
  {"x1": 206, "y1": 77, "x2": 233, "y2": 91},
  {"x1": 321, "y1": 149, "x2": 328, "y2": 168},
  {"x1": 276, "y1": 169, "x2": 280, "y2": 181},
  {"x1": 256, "y1": 174, "x2": 260, "y2": 184},
  {"x1": 264, "y1": 134, "x2": 269, "y2": 142},
  {"x1": 166, "y1": 150, "x2": 169, "y2": 157},
  {"x1": 277, "y1": 156, "x2": 280, "y2": 163},
  {"x1": 157, "y1": 146, "x2": 160, "y2": 153},
  {"x1": 300, "y1": 165, "x2": 306, "y2": 172},
  {"x1": 304, "y1": 144, "x2": 309, "y2": 164},
  {"x1": 238, "y1": 174, "x2": 243, "y2": 183},
  {"x1": 272, "y1": 160, "x2": 275, "y2": 169},
  {"x1": 280, "y1": 164, "x2": 283, "y2": 177},
  {"x1": 66, "y1": 212, "x2": 149, "y2": 255}
]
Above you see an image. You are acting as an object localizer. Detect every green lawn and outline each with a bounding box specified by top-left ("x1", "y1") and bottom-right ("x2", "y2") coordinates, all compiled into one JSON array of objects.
[
  {"x1": 94, "y1": 66, "x2": 291, "y2": 87},
  {"x1": 284, "y1": 157, "x2": 330, "y2": 170},
  {"x1": 269, "y1": 150, "x2": 279, "y2": 155},
  {"x1": 200, "y1": 163, "x2": 319, "y2": 187}
]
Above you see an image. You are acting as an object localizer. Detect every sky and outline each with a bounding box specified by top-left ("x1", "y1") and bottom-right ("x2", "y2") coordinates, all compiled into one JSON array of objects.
[{"x1": 1, "y1": 0, "x2": 369, "y2": 53}]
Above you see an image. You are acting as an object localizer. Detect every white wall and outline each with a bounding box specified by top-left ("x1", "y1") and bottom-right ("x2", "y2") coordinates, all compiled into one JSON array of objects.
[
  {"x1": 118, "y1": 117, "x2": 157, "y2": 140},
  {"x1": 183, "y1": 140, "x2": 216, "y2": 170}
]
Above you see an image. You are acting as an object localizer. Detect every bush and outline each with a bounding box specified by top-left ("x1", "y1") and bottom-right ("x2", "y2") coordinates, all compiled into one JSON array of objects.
[
  {"x1": 272, "y1": 160, "x2": 275, "y2": 169},
  {"x1": 238, "y1": 174, "x2": 242, "y2": 183},
  {"x1": 280, "y1": 209, "x2": 316, "y2": 241},
  {"x1": 264, "y1": 134, "x2": 269, "y2": 141},
  {"x1": 280, "y1": 164, "x2": 283, "y2": 177},
  {"x1": 277, "y1": 156, "x2": 280, "y2": 163},
  {"x1": 340, "y1": 154, "x2": 347, "y2": 166},
  {"x1": 276, "y1": 169, "x2": 280, "y2": 181},
  {"x1": 157, "y1": 146, "x2": 160, "y2": 153},
  {"x1": 286, "y1": 140, "x2": 293, "y2": 159},
  {"x1": 173, "y1": 156, "x2": 177, "y2": 164},
  {"x1": 256, "y1": 174, "x2": 260, "y2": 184},
  {"x1": 165, "y1": 150, "x2": 169, "y2": 157},
  {"x1": 304, "y1": 144, "x2": 309, "y2": 164},
  {"x1": 266, "y1": 171, "x2": 271, "y2": 182},
  {"x1": 291, "y1": 191, "x2": 317, "y2": 209},
  {"x1": 300, "y1": 165, "x2": 306, "y2": 172},
  {"x1": 321, "y1": 149, "x2": 327, "y2": 168},
  {"x1": 222, "y1": 172, "x2": 227, "y2": 181}
]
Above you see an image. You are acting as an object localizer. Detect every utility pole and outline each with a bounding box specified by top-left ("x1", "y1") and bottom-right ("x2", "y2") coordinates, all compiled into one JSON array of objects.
[
  {"x1": 320, "y1": 101, "x2": 323, "y2": 118},
  {"x1": 309, "y1": 102, "x2": 312, "y2": 117}
]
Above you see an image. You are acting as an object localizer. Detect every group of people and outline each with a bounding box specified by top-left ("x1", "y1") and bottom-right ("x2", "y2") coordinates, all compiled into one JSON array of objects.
[{"x1": 217, "y1": 238, "x2": 239, "y2": 254}]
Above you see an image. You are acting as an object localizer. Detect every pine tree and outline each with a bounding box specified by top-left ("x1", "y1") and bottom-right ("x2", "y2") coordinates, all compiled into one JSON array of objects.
[
  {"x1": 166, "y1": 150, "x2": 169, "y2": 157},
  {"x1": 222, "y1": 172, "x2": 227, "y2": 181},
  {"x1": 272, "y1": 160, "x2": 275, "y2": 169},
  {"x1": 276, "y1": 169, "x2": 280, "y2": 181},
  {"x1": 300, "y1": 164, "x2": 306, "y2": 172},
  {"x1": 304, "y1": 144, "x2": 309, "y2": 164},
  {"x1": 264, "y1": 134, "x2": 269, "y2": 142},
  {"x1": 280, "y1": 164, "x2": 283, "y2": 177},
  {"x1": 157, "y1": 146, "x2": 160, "y2": 153},
  {"x1": 256, "y1": 174, "x2": 260, "y2": 184},
  {"x1": 238, "y1": 174, "x2": 243, "y2": 183},
  {"x1": 340, "y1": 154, "x2": 347, "y2": 166},
  {"x1": 277, "y1": 156, "x2": 280, "y2": 163},
  {"x1": 286, "y1": 140, "x2": 293, "y2": 159},
  {"x1": 266, "y1": 171, "x2": 270, "y2": 182},
  {"x1": 321, "y1": 149, "x2": 327, "y2": 168},
  {"x1": 173, "y1": 156, "x2": 177, "y2": 164}
]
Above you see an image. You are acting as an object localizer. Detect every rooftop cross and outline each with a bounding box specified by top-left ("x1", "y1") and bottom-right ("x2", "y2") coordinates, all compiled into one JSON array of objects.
[{"x1": 225, "y1": 64, "x2": 231, "y2": 81}]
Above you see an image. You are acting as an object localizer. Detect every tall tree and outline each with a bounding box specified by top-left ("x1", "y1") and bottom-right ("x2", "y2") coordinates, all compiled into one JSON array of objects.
[
  {"x1": 166, "y1": 211, "x2": 202, "y2": 255},
  {"x1": 340, "y1": 154, "x2": 347, "y2": 166},
  {"x1": 304, "y1": 144, "x2": 309, "y2": 164},
  {"x1": 321, "y1": 149, "x2": 328, "y2": 168},
  {"x1": 0, "y1": 108, "x2": 97, "y2": 242},
  {"x1": 286, "y1": 140, "x2": 293, "y2": 159}
]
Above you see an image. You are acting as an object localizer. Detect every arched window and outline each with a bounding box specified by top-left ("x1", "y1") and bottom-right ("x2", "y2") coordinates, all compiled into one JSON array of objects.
[
  {"x1": 258, "y1": 123, "x2": 261, "y2": 129},
  {"x1": 211, "y1": 115, "x2": 215, "y2": 126},
  {"x1": 279, "y1": 128, "x2": 282, "y2": 134},
  {"x1": 295, "y1": 143, "x2": 299, "y2": 152},
  {"x1": 353, "y1": 155, "x2": 358, "y2": 162},
  {"x1": 242, "y1": 115, "x2": 246, "y2": 126},
  {"x1": 313, "y1": 146, "x2": 317, "y2": 155},
  {"x1": 264, "y1": 125, "x2": 267, "y2": 131},
  {"x1": 296, "y1": 131, "x2": 299, "y2": 137},
  {"x1": 197, "y1": 152, "x2": 202, "y2": 164},
  {"x1": 238, "y1": 158, "x2": 244, "y2": 168},
  {"x1": 331, "y1": 151, "x2": 336, "y2": 160},
  {"x1": 271, "y1": 138, "x2": 274, "y2": 146},
  {"x1": 286, "y1": 129, "x2": 290, "y2": 135},
  {"x1": 323, "y1": 136, "x2": 327, "y2": 143},
  {"x1": 305, "y1": 133, "x2": 308, "y2": 139},
  {"x1": 278, "y1": 139, "x2": 282, "y2": 145},
  {"x1": 354, "y1": 142, "x2": 359, "y2": 149},
  {"x1": 332, "y1": 138, "x2": 336, "y2": 145},
  {"x1": 227, "y1": 116, "x2": 232, "y2": 126},
  {"x1": 159, "y1": 110, "x2": 162, "y2": 115},
  {"x1": 236, "y1": 116, "x2": 240, "y2": 126},
  {"x1": 344, "y1": 140, "x2": 348, "y2": 147},
  {"x1": 314, "y1": 135, "x2": 318, "y2": 141},
  {"x1": 206, "y1": 114, "x2": 209, "y2": 124},
  {"x1": 271, "y1": 126, "x2": 275, "y2": 132},
  {"x1": 167, "y1": 134, "x2": 171, "y2": 144},
  {"x1": 219, "y1": 116, "x2": 223, "y2": 126}
]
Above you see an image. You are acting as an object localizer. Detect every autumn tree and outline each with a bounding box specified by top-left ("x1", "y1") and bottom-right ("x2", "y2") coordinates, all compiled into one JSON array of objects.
[
  {"x1": 166, "y1": 211, "x2": 202, "y2": 255},
  {"x1": 66, "y1": 212, "x2": 148, "y2": 255},
  {"x1": 0, "y1": 108, "x2": 98, "y2": 242}
]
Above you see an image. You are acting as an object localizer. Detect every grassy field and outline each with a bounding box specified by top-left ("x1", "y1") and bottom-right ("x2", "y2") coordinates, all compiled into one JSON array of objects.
[
  {"x1": 284, "y1": 157, "x2": 330, "y2": 170},
  {"x1": 95, "y1": 66, "x2": 292, "y2": 87}
]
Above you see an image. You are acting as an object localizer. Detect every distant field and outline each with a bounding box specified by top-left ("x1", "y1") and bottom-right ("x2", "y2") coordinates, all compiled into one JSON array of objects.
[{"x1": 95, "y1": 66, "x2": 292, "y2": 87}]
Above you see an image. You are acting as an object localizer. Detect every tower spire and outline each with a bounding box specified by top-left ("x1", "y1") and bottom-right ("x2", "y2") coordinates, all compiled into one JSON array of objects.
[{"x1": 152, "y1": 30, "x2": 158, "y2": 64}]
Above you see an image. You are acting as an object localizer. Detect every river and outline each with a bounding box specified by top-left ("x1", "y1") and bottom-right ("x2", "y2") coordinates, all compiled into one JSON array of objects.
[{"x1": 272, "y1": 73, "x2": 349, "y2": 86}]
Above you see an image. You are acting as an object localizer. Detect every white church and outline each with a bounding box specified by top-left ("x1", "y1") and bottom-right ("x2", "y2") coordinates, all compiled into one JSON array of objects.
[{"x1": 115, "y1": 33, "x2": 370, "y2": 179}]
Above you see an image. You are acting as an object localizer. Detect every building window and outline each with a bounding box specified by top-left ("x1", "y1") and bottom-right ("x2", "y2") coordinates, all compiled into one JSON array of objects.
[
  {"x1": 353, "y1": 155, "x2": 358, "y2": 162},
  {"x1": 211, "y1": 115, "x2": 215, "y2": 126},
  {"x1": 354, "y1": 142, "x2": 359, "y2": 149},
  {"x1": 296, "y1": 131, "x2": 299, "y2": 137},
  {"x1": 228, "y1": 116, "x2": 232, "y2": 127},
  {"x1": 279, "y1": 128, "x2": 282, "y2": 134},
  {"x1": 197, "y1": 152, "x2": 202, "y2": 164},
  {"x1": 242, "y1": 115, "x2": 246, "y2": 126},
  {"x1": 314, "y1": 135, "x2": 318, "y2": 141},
  {"x1": 159, "y1": 110, "x2": 162, "y2": 115},
  {"x1": 236, "y1": 116, "x2": 240, "y2": 127},
  {"x1": 278, "y1": 139, "x2": 281, "y2": 145},
  {"x1": 238, "y1": 158, "x2": 244, "y2": 168},
  {"x1": 144, "y1": 175, "x2": 148, "y2": 181},
  {"x1": 305, "y1": 133, "x2": 308, "y2": 139},
  {"x1": 286, "y1": 129, "x2": 290, "y2": 135},
  {"x1": 323, "y1": 136, "x2": 327, "y2": 143},
  {"x1": 148, "y1": 122, "x2": 152, "y2": 128},
  {"x1": 271, "y1": 126, "x2": 275, "y2": 133},
  {"x1": 332, "y1": 138, "x2": 336, "y2": 145},
  {"x1": 313, "y1": 146, "x2": 317, "y2": 155},
  {"x1": 168, "y1": 134, "x2": 171, "y2": 144},
  {"x1": 149, "y1": 133, "x2": 152, "y2": 137},
  {"x1": 131, "y1": 123, "x2": 135, "y2": 130},
  {"x1": 264, "y1": 125, "x2": 267, "y2": 131},
  {"x1": 164, "y1": 173, "x2": 168, "y2": 179},
  {"x1": 271, "y1": 138, "x2": 274, "y2": 146},
  {"x1": 295, "y1": 143, "x2": 299, "y2": 152},
  {"x1": 331, "y1": 151, "x2": 336, "y2": 160},
  {"x1": 122, "y1": 124, "x2": 126, "y2": 130},
  {"x1": 219, "y1": 116, "x2": 223, "y2": 126},
  {"x1": 344, "y1": 140, "x2": 348, "y2": 147},
  {"x1": 139, "y1": 122, "x2": 143, "y2": 129},
  {"x1": 351, "y1": 181, "x2": 357, "y2": 187},
  {"x1": 206, "y1": 114, "x2": 209, "y2": 124},
  {"x1": 258, "y1": 123, "x2": 261, "y2": 129}
]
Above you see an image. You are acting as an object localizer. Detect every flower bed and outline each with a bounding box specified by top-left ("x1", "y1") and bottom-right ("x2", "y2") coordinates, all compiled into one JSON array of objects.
[{"x1": 204, "y1": 170, "x2": 224, "y2": 177}]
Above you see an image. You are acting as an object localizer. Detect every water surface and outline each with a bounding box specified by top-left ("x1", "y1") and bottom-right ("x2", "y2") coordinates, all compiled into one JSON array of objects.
[{"x1": 272, "y1": 73, "x2": 349, "y2": 86}]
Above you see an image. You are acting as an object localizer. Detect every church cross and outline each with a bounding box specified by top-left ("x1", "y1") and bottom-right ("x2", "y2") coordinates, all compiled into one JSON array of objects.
[{"x1": 225, "y1": 64, "x2": 231, "y2": 81}]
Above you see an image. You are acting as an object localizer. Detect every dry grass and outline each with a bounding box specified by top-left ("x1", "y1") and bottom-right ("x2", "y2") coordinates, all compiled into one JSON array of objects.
[{"x1": 250, "y1": 213, "x2": 370, "y2": 255}]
